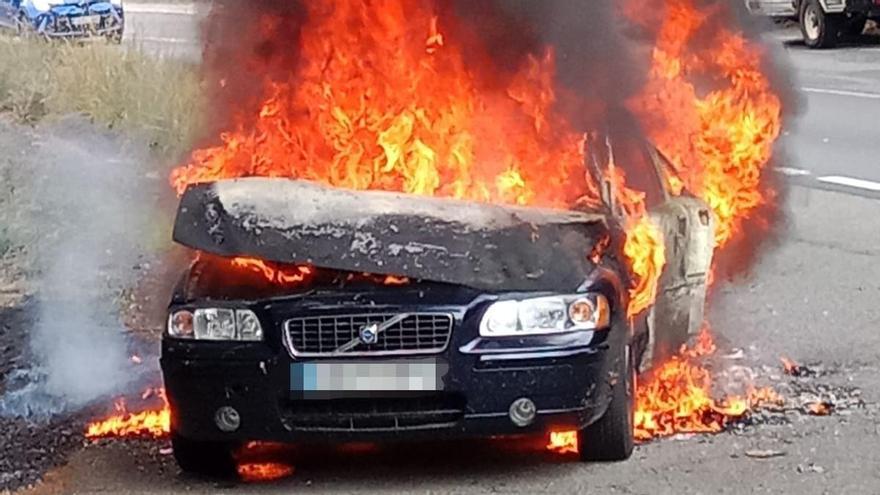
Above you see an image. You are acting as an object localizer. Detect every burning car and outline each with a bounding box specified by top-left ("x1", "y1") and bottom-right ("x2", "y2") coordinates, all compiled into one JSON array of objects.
[
  {"x1": 160, "y1": 131, "x2": 714, "y2": 476},
  {"x1": 0, "y1": 0, "x2": 124, "y2": 41}
]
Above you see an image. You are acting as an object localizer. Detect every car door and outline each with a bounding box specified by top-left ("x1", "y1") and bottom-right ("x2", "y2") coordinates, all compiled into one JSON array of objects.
[
  {"x1": 649, "y1": 149, "x2": 714, "y2": 288},
  {"x1": 645, "y1": 148, "x2": 714, "y2": 358},
  {"x1": 585, "y1": 131, "x2": 714, "y2": 368}
]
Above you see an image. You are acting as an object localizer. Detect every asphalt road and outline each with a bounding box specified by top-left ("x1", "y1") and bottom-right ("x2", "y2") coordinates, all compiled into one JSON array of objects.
[
  {"x1": 769, "y1": 28, "x2": 880, "y2": 193},
  {"x1": 15, "y1": 10, "x2": 880, "y2": 495}
]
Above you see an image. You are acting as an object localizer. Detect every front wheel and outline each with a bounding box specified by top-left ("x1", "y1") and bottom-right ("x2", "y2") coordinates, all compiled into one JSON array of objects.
[
  {"x1": 578, "y1": 344, "x2": 635, "y2": 462},
  {"x1": 171, "y1": 430, "x2": 237, "y2": 478},
  {"x1": 801, "y1": 0, "x2": 843, "y2": 48}
]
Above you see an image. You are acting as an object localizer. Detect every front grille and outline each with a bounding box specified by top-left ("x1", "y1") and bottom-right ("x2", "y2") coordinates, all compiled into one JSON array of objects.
[
  {"x1": 281, "y1": 395, "x2": 465, "y2": 432},
  {"x1": 284, "y1": 313, "x2": 453, "y2": 357}
]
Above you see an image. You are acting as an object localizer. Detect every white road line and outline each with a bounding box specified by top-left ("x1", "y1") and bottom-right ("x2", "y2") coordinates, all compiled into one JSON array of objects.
[
  {"x1": 801, "y1": 87, "x2": 880, "y2": 100},
  {"x1": 126, "y1": 36, "x2": 194, "y2": 45},
  {"x1": 776, "y1": 167, "x2": 812, "y2": 176},
  {"x1": 124, "y1": 4, "x2": 199, "y2": 15},
  {"x1": 816, "y1": 176, "x2": 880, "y2": 192}
]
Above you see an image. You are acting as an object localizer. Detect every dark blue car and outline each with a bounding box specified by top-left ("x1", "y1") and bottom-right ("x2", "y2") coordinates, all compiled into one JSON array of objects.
[{"x1": 0, "y1": 0, "x2": 123, "y2": 41}]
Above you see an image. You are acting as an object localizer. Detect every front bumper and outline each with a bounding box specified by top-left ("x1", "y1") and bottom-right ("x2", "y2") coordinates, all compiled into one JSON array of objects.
[{"x1": 161, "y1": 332, "x2": 624, "y2": 444}]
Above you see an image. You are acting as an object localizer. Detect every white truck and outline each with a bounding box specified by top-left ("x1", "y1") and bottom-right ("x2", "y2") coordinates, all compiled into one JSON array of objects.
[{"x1": 746, "y1": 0, "x2": 880, "y2": 48}]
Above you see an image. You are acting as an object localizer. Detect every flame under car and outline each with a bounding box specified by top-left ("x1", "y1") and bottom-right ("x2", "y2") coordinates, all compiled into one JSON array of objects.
[{"x1": 161, "y1": 138, "x2": 714, "y2": 476}]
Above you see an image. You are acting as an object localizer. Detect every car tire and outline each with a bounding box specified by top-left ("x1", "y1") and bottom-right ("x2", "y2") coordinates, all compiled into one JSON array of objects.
[
  {"x1": 800, "y1": 0, "x2": 843, "y2": 49},
  {"x1": 578, "y1": 344, "x2": 635, "y2": 462},
  {"x1": 170, "y1": 430, "x2": 237, "y2": 478}
]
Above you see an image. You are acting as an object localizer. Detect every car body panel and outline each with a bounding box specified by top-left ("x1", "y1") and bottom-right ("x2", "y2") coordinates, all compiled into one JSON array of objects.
[
  {"x1": 173, "y1": 178, "x2": 611, "y2": 293},
  {"x1": 162, "y1": 278, "x2": 628, "y2": 442},
  {"x1": 163, "y1": 132, "x2": 714, "y2": 445}
]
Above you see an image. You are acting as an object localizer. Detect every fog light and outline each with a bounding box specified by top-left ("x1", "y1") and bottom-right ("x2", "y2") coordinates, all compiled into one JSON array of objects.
[
  {"x1": 214, "y1": 406, "x2": 241, "y2": 432},
  {"x1": 509, "y1": 397, "x2": 537, "y2": 427}
]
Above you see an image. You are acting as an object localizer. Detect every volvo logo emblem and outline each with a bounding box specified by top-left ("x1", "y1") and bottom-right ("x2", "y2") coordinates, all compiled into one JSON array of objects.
[
  {"x1": 334, "y1": 314, "x2": 412, "y2": 354},
  {"x1": 360, "y1": 323, "x2": 379, "y2": 345}
]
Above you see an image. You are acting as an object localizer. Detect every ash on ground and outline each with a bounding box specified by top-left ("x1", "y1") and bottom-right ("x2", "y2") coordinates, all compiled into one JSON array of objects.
[
  {"x1": 729, "y1": 359, "x2": 874, "y2": 433},
  {"x1": 0, "y1": 299, "x2": 88, "y2": 492},
  {"x1": 0, "y1": 117, "x2": 171, "y2": 492}
]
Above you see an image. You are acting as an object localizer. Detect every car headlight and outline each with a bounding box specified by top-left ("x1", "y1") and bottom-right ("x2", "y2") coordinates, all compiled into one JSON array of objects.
[
  {"x1": 167, "y1": 308, "x2": 263, "y2": 341},
  {"x1": 479, "y1": 294, "x2": 611, "y2": 337}
]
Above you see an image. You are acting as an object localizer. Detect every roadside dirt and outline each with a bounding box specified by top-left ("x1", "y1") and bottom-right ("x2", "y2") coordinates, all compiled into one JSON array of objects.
[
  {"x1": 20, "y1": 373, "x2": 880, "y2": 495},
  {"x1": 0, "y1": 116, "x2": 175, "y2": 492},
  {"x1": 0, "y1": 121, "x2": 86, "y2": 492}
]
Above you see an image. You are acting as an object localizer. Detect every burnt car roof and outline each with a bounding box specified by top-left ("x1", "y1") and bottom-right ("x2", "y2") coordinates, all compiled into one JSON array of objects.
[{"x1": 172, "y1": 178, "x2": 610, "y2": 293}]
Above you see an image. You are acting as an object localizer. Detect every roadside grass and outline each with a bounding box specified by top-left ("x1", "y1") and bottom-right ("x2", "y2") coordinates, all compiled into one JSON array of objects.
[
  {"x1": 0, "y1": 36, "x2": 203, "y2": 159},
  {"x1": 0, "y1": 36, "x2": 203, "y2": 298}
]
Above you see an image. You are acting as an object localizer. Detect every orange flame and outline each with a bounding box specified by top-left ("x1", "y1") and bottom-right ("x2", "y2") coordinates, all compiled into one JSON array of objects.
[
  {"x1": 231, "y1": 256, "x2": 314, "y2": 284},
  {"x1": 620, "y1": 0, "x2": 785, "y2": 441},
  {"x1": 237, "y1": 462, "x2": 295, "y2": 483},
  {"x1": 85, "y1": 388, "x2": 170, "y2": 439},
  {"x1": 91, "y1": 0, "x2": 785, "y2": 448},
  {"x1": 168, "y1": 0, "x2": 663, "y2": 316},
  {"x1": 634, "y1": 329, "x2": 781, "y2": 440},
  {"x1": 546, "y1": 430, "x2": 579, "y2": 455},
  {"x1": 170, "y1": 2, "x2": 596, "y2": 209},
  {"x1": 806, "y1": 402, "x2": 832, "y2": 416},
  {"x1": 781, "y1": 356, "x2": 800, "y2": 375},
  {"x1": 382, "y1": 275, "x2": 411, "y2": 286},
  {"x1": 624, "y1": 216, "x2": 666, "y2": 319},
  {"x1": 630, "y1": 0, "x2": 783, "y2": 251}
]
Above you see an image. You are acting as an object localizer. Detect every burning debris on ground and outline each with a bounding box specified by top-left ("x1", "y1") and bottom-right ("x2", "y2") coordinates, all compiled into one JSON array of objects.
[
  {"x1": 780, "y1": 377, "x2": 866, "y2": 418},
  {"x1": 85, "y1": 388, "x2": 171, "y2": 440},
  {"x1": 727, "y1": 358, "x2": 872, "y2": 435},
  {"x1": 781, "y1": 356, "x2": 826, "y2": 378},
  {"x1": 632, "y1": 329, "x2": 783, "y2": 441}
]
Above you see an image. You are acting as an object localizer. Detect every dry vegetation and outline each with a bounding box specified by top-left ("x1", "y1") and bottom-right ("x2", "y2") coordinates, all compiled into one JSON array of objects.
[
  {"x1": 0, "y1": 36, "x2": 203, "y2": 159},
  {"x1": 0, "y1": 36, "x2": 204, "y2": 296}
]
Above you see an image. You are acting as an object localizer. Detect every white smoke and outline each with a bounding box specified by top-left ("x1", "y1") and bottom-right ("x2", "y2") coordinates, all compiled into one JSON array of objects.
[{"x1": 0, "y1": 117, "x2": 164, "y2": 418}]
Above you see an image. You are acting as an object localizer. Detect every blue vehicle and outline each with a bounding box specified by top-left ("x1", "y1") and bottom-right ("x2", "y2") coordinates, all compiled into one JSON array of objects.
[{"x1": 0, "y1": 0, "x2": 123, "y2": 41}]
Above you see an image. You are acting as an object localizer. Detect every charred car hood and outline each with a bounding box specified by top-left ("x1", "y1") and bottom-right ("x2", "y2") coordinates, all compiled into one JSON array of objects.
[{"x1": 172, "y1": 179, "x2": 610, "y2": 293}]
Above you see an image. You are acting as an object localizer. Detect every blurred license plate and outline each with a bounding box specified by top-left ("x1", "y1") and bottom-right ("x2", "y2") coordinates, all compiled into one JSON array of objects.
[
  {"x1": 72, "y1": 16, "x2": 100, "y2": 26},
  {"x1": 290, "y1": 359, "x2": 446, "y2": 394}
]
